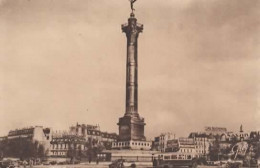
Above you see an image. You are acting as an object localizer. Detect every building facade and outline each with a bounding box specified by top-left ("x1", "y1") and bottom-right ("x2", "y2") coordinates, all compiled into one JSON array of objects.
[
  {"x1": 153, "y1": 133, "x2": 175, "y2": 152},
  {"x1": 178, "y1": 137, "x2": 196, "y2": 154},
  {"x1": 204, "y1": 126, "x2": 228, "y2": 136},
  {"x1": 7, "y1": 126, "x2": 52, "y2": 142},
  {"x1": 50, "y1": 133, "x2": 86, "y2": 158},
  {"x1": 69, "y1": 123, "x2": 118, "y2": 143},
  {"x1": 50, "y1": 123, "x2": 118, "y2": 158},
  {"x1": 7, "y1": 126, "x2": 52, "y2": 155}
]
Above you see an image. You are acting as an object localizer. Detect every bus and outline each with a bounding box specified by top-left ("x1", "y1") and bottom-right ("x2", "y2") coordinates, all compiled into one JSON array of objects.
[{"x1": 155, "y1": 152, "x2": 199, "y2": 168}]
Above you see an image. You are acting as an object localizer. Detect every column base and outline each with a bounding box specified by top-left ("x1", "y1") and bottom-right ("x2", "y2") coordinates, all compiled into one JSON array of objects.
[
  {"x1": 111, "y1": 140, "x2": 152, "y2": 150},
  {"x1": 118, "y1": 115, "x2": 146, "y2": 141}
]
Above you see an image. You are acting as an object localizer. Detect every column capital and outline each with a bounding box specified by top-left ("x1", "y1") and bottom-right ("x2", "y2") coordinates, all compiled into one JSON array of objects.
[{"x1": 121, "y1": 16, "x2": 143, "y2": 35}]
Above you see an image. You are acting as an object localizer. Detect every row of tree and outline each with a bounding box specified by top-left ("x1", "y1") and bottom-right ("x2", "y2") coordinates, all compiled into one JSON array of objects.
[
  {"x1": 66, "y1": 137, "x2": 106, "y2": 162},
  {"x1": 208, "y1": 139, "x2": 260, "y2": 161},
  {"x1": 0, "y1": 138, "x2": 47, "y2": 160},
  {"x1": 0, "y1": 136, "x2": 111, "y2": 162}
]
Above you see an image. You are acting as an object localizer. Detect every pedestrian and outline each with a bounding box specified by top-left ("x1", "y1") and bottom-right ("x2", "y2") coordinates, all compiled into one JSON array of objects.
[
  {"x1": 153, "y1": 158, "x2": 157, "y2": 168},
  {"x1": 23, "y1": 160, "x2": 27, "y2": 168},
  {"x1": 96, "y1": 158, "x2": 99, "y2": 165},
  {"x1": 29, "y1": 159, "x2": 33, "y2": 168}
]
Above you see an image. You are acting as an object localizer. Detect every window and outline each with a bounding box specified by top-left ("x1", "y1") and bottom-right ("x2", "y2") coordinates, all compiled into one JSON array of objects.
[
  {"x1": 171, "y1": 155, "x2": 177, "y2": 159},
  {"x1": 164, "y1": 155, "x2": 170, "y2": 160}
]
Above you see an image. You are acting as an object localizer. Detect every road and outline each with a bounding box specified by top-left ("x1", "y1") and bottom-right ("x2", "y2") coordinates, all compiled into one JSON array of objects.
[{"x1": 33, "y1": 164, "x2": 224, "y2": 168}]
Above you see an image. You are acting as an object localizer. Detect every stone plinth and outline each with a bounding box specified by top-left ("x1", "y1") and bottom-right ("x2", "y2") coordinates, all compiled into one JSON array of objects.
[
  {"x1": 118, "y1": 115, "x2": 146, "y2": 142},
  {"x1": 112, "y1": 140, "x2": 152, "y2": 150}
]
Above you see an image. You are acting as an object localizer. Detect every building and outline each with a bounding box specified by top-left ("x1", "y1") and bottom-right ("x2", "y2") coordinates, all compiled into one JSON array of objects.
[
  {"x1": 194, "y1": 135, "x2": 213, "y2": 156},
  {"x1": 204, "y1": 126, "x2": 228, "y2": 136},
  {"x1": 49, "y1": 123, "x2": 118, "y2": 158},
  {"x1": 69, "y1": 123, "x2": 118, "y2": 143},
  {"x1": 178, "y1": 137, "x2": 196, "y2": 154},
  {"x1": 219, "y1": 132, "x2": 235, "y2": 142},
  {"x1": 7, "y1": 126, "x2": 52, "y2": 155},
  {"x1": 101, "y1": 132, "x2": 118, "y2": 142},
  {"x1": 153, "y1": 133, "x2": 175, "y2": 152},
  {"x1": 189, "y1": 133, "x2": 215, "y2": 155},
  {"x1": 7, "y1": 126, "x2": 52, "y2": 142},
  {"x1": 165, "y1": 139, "x2": 179, "y2": 152},
  {"x1": 163, "y1": 135, "x2": 213, "y2": 158},
  {"x1": 161, "y1": 137, "x2": 196, "y2": 154},
  {"x1": 69, "y1": 124, "x2": 100, "y2": 137},
  {"x1": 237, "y1": 125, "x2": 250, "y2": 141},
  {"x1": 50, "y1": 133, "x2": 86, "y2": 158},
  {"x1": 219, "y1": 125, "x2": 251, "y2": 142},
  {"x1": 152, "y1": 136, "x2": 160, "y2": 151}
]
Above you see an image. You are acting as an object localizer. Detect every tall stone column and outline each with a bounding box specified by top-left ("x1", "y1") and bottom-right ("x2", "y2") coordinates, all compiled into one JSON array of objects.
[
  {"x1": 123, "y1": 13, "x2": 143, "y2": 116},
  {"x1": 118, "y1": 13, "x2": 146, "y2": 142}
]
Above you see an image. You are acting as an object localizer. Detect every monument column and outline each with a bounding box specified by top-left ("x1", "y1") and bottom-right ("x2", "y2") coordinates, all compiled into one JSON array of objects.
[
  {"x1": 111, "y1": 0, "x2": 152, "y2": 152},
  {"x1": 117, "y1": 12, "x2": 146, "y2": 142},
  {"x1": 123, "y1": 13, "x2": 143, "y2": 116}
]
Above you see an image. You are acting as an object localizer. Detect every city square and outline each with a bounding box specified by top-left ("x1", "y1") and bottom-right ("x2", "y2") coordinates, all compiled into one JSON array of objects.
[{"x1": 0, "y1": 0, "x2": 260, "y2": 168}]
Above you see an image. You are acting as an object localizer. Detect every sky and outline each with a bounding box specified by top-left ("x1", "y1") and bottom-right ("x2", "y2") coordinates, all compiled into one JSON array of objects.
[{"x1": 0, "y1": 0, "x2": 259, "y2": 139}]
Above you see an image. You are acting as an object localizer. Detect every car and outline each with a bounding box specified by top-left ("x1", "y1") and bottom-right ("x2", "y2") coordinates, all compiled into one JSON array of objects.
[
  {"x1": 225, "y1": 160, "x2": 243, "y2": 168},
  {"x1": 49, "y1": 161, "x2": 57, "y2": 165},
  {"x1": 109, "y1": 159, "x2": 136, "y2": 168},
  {"x1": 57, "y1": 161, "x2": 67, "y2": 165},
  {"x1": 0, "y1": 160, "x2": 16, "y2": 168},
  {"x1": 42, "y1": 161, "x2": 50, "y2": 165}
]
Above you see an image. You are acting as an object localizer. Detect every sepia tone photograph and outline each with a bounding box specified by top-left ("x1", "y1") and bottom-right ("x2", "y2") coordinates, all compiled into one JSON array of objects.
[{"x1": 0, "y1": 0, "x2": 259, "y2": 168}]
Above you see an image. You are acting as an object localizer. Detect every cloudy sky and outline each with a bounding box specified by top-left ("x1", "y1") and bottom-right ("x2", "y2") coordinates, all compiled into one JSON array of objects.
[{"x1": 0, "y1": 0, "x2": 259, "y2": 139}]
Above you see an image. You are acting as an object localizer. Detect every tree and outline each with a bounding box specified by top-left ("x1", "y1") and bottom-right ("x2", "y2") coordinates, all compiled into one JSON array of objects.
[
  {"x1": 0, "y1": 138, "x2": 47, "y2": 160},
  {"x1": 84, "y1": 139, "x2": 105, "y2": 161},
  {"x1": 250, "y1": 141, "x2": 260, "y2": 159},
  {"x1": 209, "y1": 139, "x2": 221, "y2": 161},
  {"x1": 0, "y1": 139, "x2": 8, "y2": 160},
  {"x1": 37, "y1": 144, "x2": 45, "y2": 159},
  {"x1": 66, "y1": 135, "x2": 85, "y2": 163},
  {"x1": 103, "y1": 141, "x2": 112, "y2": 150}
]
